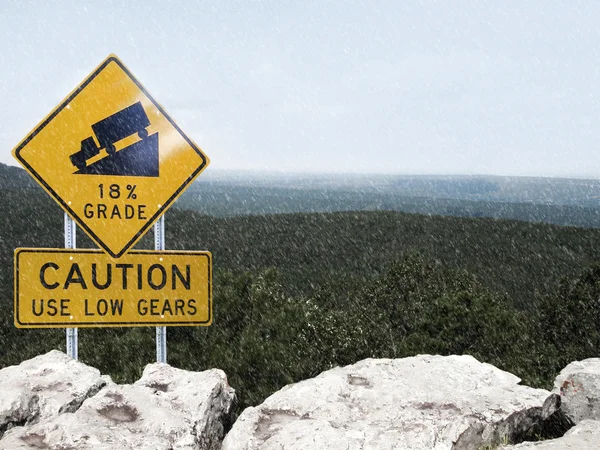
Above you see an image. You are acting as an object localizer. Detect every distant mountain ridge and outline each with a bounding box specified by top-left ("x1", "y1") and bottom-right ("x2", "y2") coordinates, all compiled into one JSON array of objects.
[
  {"x1": 194, "y1": 169, "x2": 600, "y2": 207},
  {"x1": 0, "y1": 163, "x2": 37, "y2": 189},
  {"x1": 182, "y1": 169, "x2": 600, "y2": 228},
  {"x1": 4, "y1": 163, "x2": 600, "y2": 227}
]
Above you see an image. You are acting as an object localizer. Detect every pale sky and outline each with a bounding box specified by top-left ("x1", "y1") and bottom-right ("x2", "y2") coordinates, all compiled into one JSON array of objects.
[{"x1": 1, "y1": 1, "x2": 600, "y2": 177}]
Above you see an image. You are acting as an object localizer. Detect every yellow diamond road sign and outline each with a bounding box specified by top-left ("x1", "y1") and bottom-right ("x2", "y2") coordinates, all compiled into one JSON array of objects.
[{"x1": 12, "y1": 55, "x2": 209, "y2": 258}]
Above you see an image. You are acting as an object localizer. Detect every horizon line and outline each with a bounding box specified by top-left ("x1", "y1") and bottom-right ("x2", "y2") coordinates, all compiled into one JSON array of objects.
[{"x1": 3, "y1": 160, "x2": 600, "y2": 181}]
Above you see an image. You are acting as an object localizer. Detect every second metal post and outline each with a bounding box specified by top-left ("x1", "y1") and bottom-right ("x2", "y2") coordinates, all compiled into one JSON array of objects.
[
  {"x1": 64, "y1": 212, "x2": 78, "y2": 359},
  {"x1": 154, "y1": 215, "x2": 167, "y2": 363}
]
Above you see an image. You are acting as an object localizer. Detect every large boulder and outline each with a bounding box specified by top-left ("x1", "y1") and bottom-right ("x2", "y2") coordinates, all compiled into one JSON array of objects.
[
  {"x1": 507, "y1": 359, "x2": 600, "y2": 449},
  {"x1": 553, "y1": 358, "x2": 600, "y2": 424},
  {"x1": 0, "y1": 354, "x2": 236, "y2": 450},
  {"x1": 503, "y1": 420, "x2": 600, "y2": 449},
  {"x1": 222, "y1": 355, "x2": 570, "y2": 450},
  {"x1": 0, "y1": 350, "x2": 106, "y2": 438}
]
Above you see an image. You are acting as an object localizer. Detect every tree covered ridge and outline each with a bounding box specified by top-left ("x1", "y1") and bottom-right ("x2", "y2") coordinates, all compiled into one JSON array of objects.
[
  {"x1": 1, "y1": 188, "x2": 600, "y2": 412},
  {"x1": 68, "y1": 255, "x2": 600, "y2": 411}
]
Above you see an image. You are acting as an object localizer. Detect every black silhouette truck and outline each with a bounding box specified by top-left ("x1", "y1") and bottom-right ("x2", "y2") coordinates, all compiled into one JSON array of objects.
[{"x1": 70, "y1": 101, "x2": 151, "y2": 170}]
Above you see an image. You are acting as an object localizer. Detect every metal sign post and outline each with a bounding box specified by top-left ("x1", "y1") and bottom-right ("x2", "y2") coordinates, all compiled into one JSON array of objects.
[
  {"x1": 155, "y1": 215, "x2": 166, "y2": 363},
  {"x1": 10, "y1": 55, "x2": 212, "y2": 365},
  {"x1": 64, "y1": 212, "x2": 78, "y2": 359}
]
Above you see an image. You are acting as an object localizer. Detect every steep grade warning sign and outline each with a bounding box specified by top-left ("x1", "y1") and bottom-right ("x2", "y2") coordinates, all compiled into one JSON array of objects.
[
  {"x1": 14, "y1": 249, "x2": 212, "y2": 328},
  {"x1": 11, "y1": 55, "x2": 210, "y2": 258}
]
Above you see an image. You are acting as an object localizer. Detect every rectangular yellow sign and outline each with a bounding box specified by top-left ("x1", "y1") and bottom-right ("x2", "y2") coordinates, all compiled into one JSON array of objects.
[{"x1": 14, "y1": 248, "x2": 212, "y2": 328}]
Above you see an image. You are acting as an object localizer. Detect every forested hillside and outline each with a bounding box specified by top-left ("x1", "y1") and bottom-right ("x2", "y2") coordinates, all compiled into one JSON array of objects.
[{"x1": 3, "y1": 169, "x2": 600, "y2": 411}]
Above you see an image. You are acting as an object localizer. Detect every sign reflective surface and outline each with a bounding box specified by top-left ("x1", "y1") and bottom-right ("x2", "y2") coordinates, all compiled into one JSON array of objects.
[
  {"x1": 12, "y1": 55, "x2": 209, "y2": 258},
  {"x1": 15, "y1": 249, "x2": 212, "y2": 328}
]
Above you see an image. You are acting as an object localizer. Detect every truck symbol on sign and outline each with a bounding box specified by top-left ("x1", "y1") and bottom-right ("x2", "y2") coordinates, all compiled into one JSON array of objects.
[
  {"x1": 70, "y1": 102, "x2": 159, "y2": 177},
  {"x1": 70, "y1": 102, "x2": 151, "y2": 170}
]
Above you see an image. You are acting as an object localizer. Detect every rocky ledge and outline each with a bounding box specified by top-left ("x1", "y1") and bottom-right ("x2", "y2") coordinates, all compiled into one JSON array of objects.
[
  {"x1": 222, "y1": 355, "x2": 572, "y2": 450},
  {"x1": 2, "y1": 351, "x2": 600, "y2": 449},
  {"x1": 0, "y1": 350, "x2": 236, "y2": 449}
]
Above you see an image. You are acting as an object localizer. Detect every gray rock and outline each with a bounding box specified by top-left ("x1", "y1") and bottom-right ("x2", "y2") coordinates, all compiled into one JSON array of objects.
[
  {"x1": 453, "y1": 393, "x2": 572, "y2": 449},
  {"x1": 222, "y1": 355, "x2": 569, "y2": 450},
  {"x1": 503, "y1": 419, "x2": 600, "y2": 449},
  {"x1": 0, "y1": 350, "x2": 106, "y2": 438},
  {"x1": 553, "y1": 358, "x2": 600, "y2": 424},
  {"x1": 0, "y1": 362, "x2": 236, "y2": 450}
]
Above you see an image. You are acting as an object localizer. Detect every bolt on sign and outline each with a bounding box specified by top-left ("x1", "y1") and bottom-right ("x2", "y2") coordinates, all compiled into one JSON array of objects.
[
  {"x1": 12, "y1": 55, "x2": 210, "y2": 258},
  {"x1": 14, "y1": 249, "x2": 212, "y2": 328}
]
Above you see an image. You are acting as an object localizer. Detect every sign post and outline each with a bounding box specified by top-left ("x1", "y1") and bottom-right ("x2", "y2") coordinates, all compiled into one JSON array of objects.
[
  {"x1": 64, "y1": 213, "x2": 78, "y2": 359},
  {"x1": 11, "y1": 55, "x2": 212, "y2": 362},
  {"x1": 155, "y1": 215, "x2": 167, "y2": 363}
]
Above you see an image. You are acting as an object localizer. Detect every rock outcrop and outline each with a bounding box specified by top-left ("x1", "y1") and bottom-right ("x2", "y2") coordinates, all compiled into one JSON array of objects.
[
  {"x1": 553, "y1": 358, "x2": 600, "y2": 424},
  {"x1": 221, "y1": 355, "x2": 570, "y2": 450},
  {"x1": 0, "y1": 350, "x2": 106, "y2": 439},
  {"x1": 9, "y1": 351, "x2": 600, "y2": 449},
  {"x1": 0, "y1": 352, "x2": 236, "y2": 450},
  {"x1": 503, "y1": 358, "x2": 600, "y2": 449},
  {"x1": 503, "y1": 420, "x2": 600, "y2": 449}
]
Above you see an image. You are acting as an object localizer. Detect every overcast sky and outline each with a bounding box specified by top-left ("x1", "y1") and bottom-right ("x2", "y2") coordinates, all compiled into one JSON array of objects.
[{"x1": 1, "y1": 1, "x2": 600, "y2": 177}]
